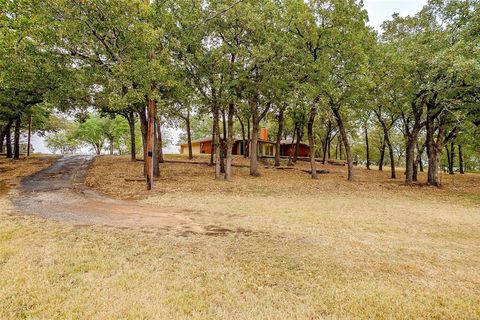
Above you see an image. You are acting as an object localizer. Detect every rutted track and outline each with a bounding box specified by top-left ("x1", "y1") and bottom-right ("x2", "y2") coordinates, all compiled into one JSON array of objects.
[{"x1": 12, "y1": 155, "x2": 203, "y2": 232}]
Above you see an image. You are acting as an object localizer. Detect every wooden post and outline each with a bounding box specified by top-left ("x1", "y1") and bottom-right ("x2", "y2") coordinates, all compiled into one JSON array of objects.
[
  {"x1": 27, "y1": 114, "x2": 32, "y2": 157},
  {"x1": 146, "y1": 50, "x2": 155, "y2": 190}
]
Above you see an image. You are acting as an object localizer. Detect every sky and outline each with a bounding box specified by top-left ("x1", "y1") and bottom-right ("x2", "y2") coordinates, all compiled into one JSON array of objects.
[
  {"x1": 363, "y1": 0, "x2": 428, "y2": 30},
  {"x1": 33, "y1": 0, "x2": 429, "y2": 154}
]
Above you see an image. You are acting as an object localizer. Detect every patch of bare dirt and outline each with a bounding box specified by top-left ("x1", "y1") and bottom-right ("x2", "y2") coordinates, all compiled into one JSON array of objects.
[{"x1": 12, "y1": 155, "x2": 205, "y2": 233}]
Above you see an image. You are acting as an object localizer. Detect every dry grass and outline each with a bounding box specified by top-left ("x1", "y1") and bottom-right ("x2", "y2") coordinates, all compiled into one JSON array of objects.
[{"x1": 1, "y1": 154, "x2": 479, "y2": 319}]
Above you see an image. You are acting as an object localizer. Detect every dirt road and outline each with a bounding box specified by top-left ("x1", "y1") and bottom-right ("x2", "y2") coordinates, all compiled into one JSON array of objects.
[{"x1": 12, "y1": 155, "x2": 203, "y2": 232}]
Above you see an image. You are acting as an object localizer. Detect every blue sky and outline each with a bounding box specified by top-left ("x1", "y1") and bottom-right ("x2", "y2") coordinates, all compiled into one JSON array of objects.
[{"x1": 363, "y1": 0, "x2": 428, "y2": 30}]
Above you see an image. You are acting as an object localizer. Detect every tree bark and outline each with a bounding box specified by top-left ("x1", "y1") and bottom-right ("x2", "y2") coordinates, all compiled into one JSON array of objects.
[
  {"x1": 425, "y1": 114, "x2": 440, "y2": 186},
  {"x1": 225, "y1": 103, "x2": 234, "y2": 180},
  {"x1": 379, "y1": 134, "x2": 386, "y2": 171},
  {"x1": 294, "y1": 124, "x2": 303, "y2": 163},
  {"x1": 307, "y1": 99, "x2": 318, "y2": 179},
  {"x1": 213, "y1": 104, "x2": 221, "y2": 179},
  {"x1": 237, "y1": 113, "x2": 246, "y2": 157},
  {"x1": 364, "y1": 123, "x2": 370, "y2": 170},
  {"x1": 250, "y1": 104, "x2": 260, "y2": 177},
  {"x1": 331, "y1": 106, "x2": 353, "y2": 181},
  {"x1": 153, "y1": 114, "x2": 161, "y2": 177},
  {"x1": 185, "y1": 111, "x2": 193, "y2": 160},
  {"x1": 13, "y1": 114, "x2": 21, "y2": 160},
  {"x1": 210, "y1": 110, "x2": 216, "y2": 166},
  {"x1": 274, "y1": 108, "x2": 284, "y2": 167},
  {"x1": 246, "y1": 116, "x2": 250, "y2": 158},
  {"x1": 220, "y1": 108, "x2": 226, "y2": 174},
  {"x1": 0, "y1": 121, "x2": 12, "y2": 154},
  {"x1": 458, "y1": 144, "x2": 464, "y2": 174},
  {"x1": 5, "y1": 121, "x2": 12, "y2": 158},
  {"x1": 109, "y1": 138, "x2": 114, "y2": 155},
  {"x1": 127, "y1": 110, "x2": 136, "y2": 161},
  {"x1": 448, "y1": 142, "x2": 455, "y2": 175},
  {"x1": 139, "y1": 108, "x2": 148, "y2": 176}
]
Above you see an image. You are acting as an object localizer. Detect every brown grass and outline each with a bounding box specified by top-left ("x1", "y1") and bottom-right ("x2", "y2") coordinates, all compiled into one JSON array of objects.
[{"x1": 1, "y1": 154, "x2": 479, "y2": 319}]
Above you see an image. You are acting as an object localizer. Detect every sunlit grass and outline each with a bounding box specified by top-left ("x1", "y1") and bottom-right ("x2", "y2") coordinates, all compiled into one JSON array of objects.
[{"x1": 0, "y1": 155, "x2": 479, "y2": 319}]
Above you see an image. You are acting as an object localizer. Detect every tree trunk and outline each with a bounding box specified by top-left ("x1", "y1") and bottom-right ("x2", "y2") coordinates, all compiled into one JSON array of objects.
[
  {"x1": 322, "y1": 134, "x2": 328, "y2": 165},
  {"x1": 365, "y1": 123, "x2": 370, "y2": 170},
  {"x1": 109, "y1": 138, "x2": 114, "y2": 155},
  {"x1": 426, "y1": 117, "x2": 440, "y2": 186},
  {"x1": 250, "y1": 104, "x2": 260, "y2": 177},
  {"x1": 0, "y1": 127, "x2": 4, "y2": 154},
  {"x1": 458, "y1": 144, "x2": 464, "y2": 174},
  {"x1": 0, "y1": 121, "x2": 12, "y2": 154},
  {"x1": 210, "y1": 111, "x2": 216, "y2": 166},
  {"x1": 405, "y1": 127, "x2": 421, "y2": 184},
  {"x1": 237, "y1": 114, "x2": 246, "y2": 157},
  {"x1": 246, "y1": 116, "x2": 250, "y2": 158},
  {"x1": 331, "y1": 106, "x2": 353, "y2": 181},
  {"x1": 294, "y1": 125, "x2": 302, "y2": 163},
  {"x1": 225, "y1": 103, "x2": 234, "y2": 180},
  {"x1": 153, "y1": 114, "x2": 161, "y2": 177},
  {"x1": 139, "y1": 108, "x2": 148, "y2": 176},
  {"x1": 448, "y1": 142, "x2": 455, "y2": 175},
  {"x1": 379, "y1": 134, "x2": 386, "y2": 171},
  {"x1": 13, "y1": 114, "x2": 21, "y2": 160},
  {"x1": 307, "y1": 100, "x2": 318, "y2": 179},
  {"x1": 5, "y1": 121, "x2": 12, "y2": 158},
  {"x1": 220, "y1": 109, "x2": 226, "y2": 174},
  {"x1": 127, "y1": 110, "x2": 136, "y2": 161},
  {"x1": 275, "y1": 108, "x2": 284, "y2": 167},
  {"x1": 213, "y1": 105, "x2": 221, "y2": 179},
  {"x1": 186, "y1": 111, "x2": 193, "y2": 160}
]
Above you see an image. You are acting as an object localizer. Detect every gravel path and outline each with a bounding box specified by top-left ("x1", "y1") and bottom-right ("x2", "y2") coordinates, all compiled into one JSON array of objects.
[{"x1": 13, "y1": 155, "x2": 203, "y2": 232}]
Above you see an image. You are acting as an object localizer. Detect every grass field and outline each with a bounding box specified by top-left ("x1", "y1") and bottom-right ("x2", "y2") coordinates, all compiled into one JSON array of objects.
[{"x1": 1, "y1": 155, "x2": 479, "y2": 319}]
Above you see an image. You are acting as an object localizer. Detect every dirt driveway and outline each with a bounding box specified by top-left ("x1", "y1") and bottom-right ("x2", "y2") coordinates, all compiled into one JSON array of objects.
[{"x1": 12, "y1": 155, "x2": 203, "y2": 233}]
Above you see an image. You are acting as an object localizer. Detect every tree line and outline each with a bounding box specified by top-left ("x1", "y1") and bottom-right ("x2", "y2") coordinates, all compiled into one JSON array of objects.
[{"x1": 0, "y1": 0, "x2": 479, "y2": 186}]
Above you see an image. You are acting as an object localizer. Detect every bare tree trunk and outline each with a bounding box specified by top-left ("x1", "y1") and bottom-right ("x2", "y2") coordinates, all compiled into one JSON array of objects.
[
  {"x1": 331, "y1": 106, "x2": 353, "y2": 181},
  {"x1": 0, "y1": 127, "x2": 4, "y2": 154},
  {"x1": 365, "y1": 123, "x2": 370, "y2": 170},
  {"x1": 213, "y1": 105, "x2": 221, "y2": 179},
  {"x1": 220, "y1": 108, "x2": 226, "y2": 174},
  {"x1": 294, "y1": 125, "x2": 303, "y2": 163},
  {"x1": 308, "y1": 100, "x2": 318, "y2": 179},
  {"x1": 237, "y1": 113, "x2": 246, "y2": 157},
  {"x1": 153, "y1": 114, "x2": 161, "y2": 177},
  {"x1": 109, "y1": 138, "x2": 114, "y2": 155},
  {"x1": 275, "y1": 108, "x2": 284, "y2": 167},
  {"x1": 225, "y1": 103, "x2": 234, "y2": 180},
  {"x1": 448, "y1": 142, "x2": 455, "y2": 175},
  {"x1": 139, "y1": 108, "x2": 148, "y2": 176},
  {"x1": 426, "y1": 118, "x2": 440, "y2": 186},
  {"x1": 458, "y1": 144, "x2": 464, "y2": 174},
  {"x1": 250, "y1": 104, "x2": 260, "y2": 177},
  {"x1": 379, "y1": 134, "x2": 386, "y2": 171},
  {"x1": 0, "y1": 121, "x2": 11, "y2": 154},
  {"x1": 5, "y1": 121, "x2": 12, "y2": 158},
  {"x1": 127, "y1": 110, "x2": 136, "y2": 161},
  {"x1": 13, "y1": 114, "x2": 21, "y2": 160},
  {"x1": 210, "y1": 112, "x2": 216, "y2": 166},
  {"x1": 185, "y1": 111, "x2": 193, "y2": 160},
  {"x1": 246, "y1": 116, "x2": 250, "y2": 158},
  {"x1": 405, "y1": 128, "x2": 421, "y2": 184}
]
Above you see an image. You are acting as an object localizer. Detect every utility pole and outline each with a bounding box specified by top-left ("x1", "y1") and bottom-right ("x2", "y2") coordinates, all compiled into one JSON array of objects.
[
  {"x1": 146, "y1": 50, "x2": 155, "y2": 190},
  {"x1": 27, "y1": 114, "x2": 32, "y2": 157}
]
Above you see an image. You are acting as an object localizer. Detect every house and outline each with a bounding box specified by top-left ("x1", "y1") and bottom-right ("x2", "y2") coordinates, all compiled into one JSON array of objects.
[
  {"x1": 280, "y1": 139, "x2": 311, "y2": 157},
  {"x1": 179, "y1": 128, "x2": 309, "y2": 157}
]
